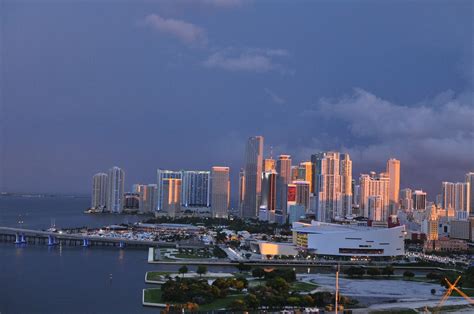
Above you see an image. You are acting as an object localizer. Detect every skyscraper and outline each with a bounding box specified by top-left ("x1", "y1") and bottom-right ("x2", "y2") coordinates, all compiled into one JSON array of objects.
[
  {"x1": 261, "y1": 169, "x2": 277, "y2": 214},
  {"x1": 400, "y1": 188, "x2": 413, "y2": 211},
  {"x1": 210, "y1": 167, "x2": 230, "y2": 218},
  {"x1": 91, "y1": 172, "x2": 108, "y2": 210},
  {"x1": 242, "y1": 136, "x2": 264, "y2": 218},
  {"x1": 238, "y1": 168, "x2": 245, "y2": 216},
  {"x1": 133, "y1": 184, "x2": 158, "y2": 214},
  {"x1": 181, "y1": 171, "x2": 211, "y2": 207},
  {"x1": 132, "y1": 184, "x2": 148, "y2": 213},
  {"x1": 454, "y1": 182, "x2": 470, "y2": 213},
  {"x1": 412, "y1": 190, "x2": 427, "y2": 211},
  {"x1": 386, "y1": 158, "x2": 400, "y2": 212},
  {"x1": 359, "y1": 172, "x2": 390, "y2": 221},
  {"x1": 162, "y1": 178, "x2": 181, "y2": 218},
  {"x1": 157, "y1": 170, "x2": 182, "y2": 211},
  {"x1": 297, "y1": 161, "x2": 313, "y2": 191},
  {"x1": 340, "y1": 154, "x2": 353, "y2": 216},
  {"x1": 107, "y1": 166, "x2": 125, "y2": 213},
  {"x1": 264, "y1": 158, "x2": 276, "y2": 172},
  {"x1": 367, "y1": 195, "x2": 383, "y2": 221},
  {"x1": 146, "y1": 184, "x2": 158, "y2": 214},
  {"x1": 441, "y1": 181, "x2": 455, "y2": 211},
  {"x1": 293, "y1": 180, "x2": 311, "y2": 212},
  {"x1": 276, "y1": 155, "x2": 292, "y2": 218},
  {"x1": 312, "y1": 152, "x2": 352, "y2": 221},
  {"x1": 466, "y1": 172, "x2": 474, "y2": 216}
]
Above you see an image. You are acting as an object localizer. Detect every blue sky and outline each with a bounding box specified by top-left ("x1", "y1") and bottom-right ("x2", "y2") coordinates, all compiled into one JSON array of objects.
[{"x1": 1, "y1": 0, "x2": 473, "y2": 198}]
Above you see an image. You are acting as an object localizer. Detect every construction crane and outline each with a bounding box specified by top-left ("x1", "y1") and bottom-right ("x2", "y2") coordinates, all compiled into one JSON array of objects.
[{"x1": 433, "y1": 276, "x2": 474, "y2": 313}]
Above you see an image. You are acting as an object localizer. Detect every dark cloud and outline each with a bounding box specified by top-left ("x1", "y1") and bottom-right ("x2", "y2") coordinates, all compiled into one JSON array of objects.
[{"x1": 295, "y1": 89, "x2": 474, "y2": 196}]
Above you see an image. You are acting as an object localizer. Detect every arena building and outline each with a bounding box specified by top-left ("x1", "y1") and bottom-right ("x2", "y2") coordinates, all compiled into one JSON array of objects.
[{"x1": 292, "y1": 221, "x2": 405, "y2": 257}]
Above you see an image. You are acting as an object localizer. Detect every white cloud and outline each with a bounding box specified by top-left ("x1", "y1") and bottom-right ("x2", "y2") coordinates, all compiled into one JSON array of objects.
[
  {"x1": 203, "y1": 48, "x2": 290, "y2": 73},
  {"x1": 143, "y1": 14, "x2": 207, "y2": 46},
  {"x1": 264, "y1": 88, "x2": 286, "y2": 105}
]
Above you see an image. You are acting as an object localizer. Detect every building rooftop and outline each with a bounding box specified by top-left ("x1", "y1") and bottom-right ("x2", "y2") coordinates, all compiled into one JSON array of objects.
[{"x1": 292, "y1": 221, "x2": 404, "y2": 234}]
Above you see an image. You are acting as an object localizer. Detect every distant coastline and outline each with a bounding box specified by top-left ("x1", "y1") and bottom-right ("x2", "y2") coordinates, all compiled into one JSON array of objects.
[{"x1": 0, "y1": 192, "x2": 89, "y2": 198}]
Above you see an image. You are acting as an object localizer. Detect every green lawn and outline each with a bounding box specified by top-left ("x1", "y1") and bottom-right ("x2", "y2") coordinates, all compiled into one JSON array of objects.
[
  {"x1": 146, "y1": 272, "x2": 172, "y2": 281},
  {"x1": 174, "y1": 253, "x2": 211, "y2": 259},
  {"x1": 143, "y1": 288, "x2": 162, "y2": 303},
  {"x1": 291, "y1": 281, "x2": 318, "y2": 292},
  {"x1": 143, "y1": 288, "x2": 243, "y2": 311}
]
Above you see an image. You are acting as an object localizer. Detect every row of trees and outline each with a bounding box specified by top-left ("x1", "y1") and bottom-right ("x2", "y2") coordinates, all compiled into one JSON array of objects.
[
  {"x1": 344, "y1": 266, "x2": 395, "y2": 278},
  {"x1": 161, "y1": 276, "x2": 248, "y2": 305},
  {"x1": 251, "y1": 267, "x2": 297, "y2": 282},
  {"x1": 229, "y1": 276, "x2": 356, "y2": 311},
  {"x1": 178, "y1": 265, "x2": 208, "y2": 277}
]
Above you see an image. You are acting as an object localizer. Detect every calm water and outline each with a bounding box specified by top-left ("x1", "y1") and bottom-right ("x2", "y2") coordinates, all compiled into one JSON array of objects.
[{"x1": 0, "y1": 196, "x2": 235, "y2": 314}]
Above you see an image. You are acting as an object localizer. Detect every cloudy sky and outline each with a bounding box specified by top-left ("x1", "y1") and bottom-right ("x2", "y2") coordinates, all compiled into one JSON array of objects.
[{"x1": 1, "y1": 0, "x2": 473, "y2": 199}]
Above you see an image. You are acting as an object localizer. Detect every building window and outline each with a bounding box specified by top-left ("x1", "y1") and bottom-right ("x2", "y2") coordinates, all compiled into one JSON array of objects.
[{"x1": 339, "y1": 248, "x2": 384, "y2": 254}]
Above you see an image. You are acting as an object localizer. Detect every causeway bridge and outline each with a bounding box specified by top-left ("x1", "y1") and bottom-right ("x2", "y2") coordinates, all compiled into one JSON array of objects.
[{"x1": 0, "y1": 226, "x2": 165, "y2": 249}]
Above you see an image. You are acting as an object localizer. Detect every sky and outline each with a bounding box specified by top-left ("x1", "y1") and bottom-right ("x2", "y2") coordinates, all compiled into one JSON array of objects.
[{"x1": 0, "y1": 0, "x2": 473, "y2": 199}]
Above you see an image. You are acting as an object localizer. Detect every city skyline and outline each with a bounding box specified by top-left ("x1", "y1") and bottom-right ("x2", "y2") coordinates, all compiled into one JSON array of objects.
[{"x1": 1, "y1": 1, "x2": 472, "y2": 196}]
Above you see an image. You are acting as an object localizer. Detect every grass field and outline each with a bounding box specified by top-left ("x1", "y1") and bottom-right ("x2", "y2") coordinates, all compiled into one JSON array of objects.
[
  {"x1": 146, "y1": 272, "x2": 172, "y2": 282},
  {"x1": 291, "y1": 281, "x2": 318, "y2": 292}
]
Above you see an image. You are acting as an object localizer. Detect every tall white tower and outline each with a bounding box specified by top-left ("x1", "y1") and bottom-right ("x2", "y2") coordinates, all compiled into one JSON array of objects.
[
  {"x1": 107, "y1": 166, "x2": 125, "y2": 213},
  {"x1": 91, "y1": 172, "x2": 108, "y2": 210}
]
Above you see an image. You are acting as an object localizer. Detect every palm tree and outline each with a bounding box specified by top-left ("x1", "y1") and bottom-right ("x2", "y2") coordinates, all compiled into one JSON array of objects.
[
  {"x1": 197, "y1": 265, "x2": 207, "y2": 277},
  {"x1": 179, "y1": 265, "x2": 188, "y2": 278}
]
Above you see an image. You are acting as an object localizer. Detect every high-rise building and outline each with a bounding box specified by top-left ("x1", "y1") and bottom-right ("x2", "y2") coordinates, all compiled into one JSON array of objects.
[
  {"x1": 261, "y1": 170, "x2": 277, "y2": 215},
  {"x1": 133, "y1": 184, "x2": 158, "y2": 214},
  {"x1": 297, "y1": 162, "x2": 313, "y2": 191},
  {"x1": 422, "y1": 204, "x2": 439, "y2": 241},
  {"x1": 210, "y1": 167, "x2": 230, "y2": 218},
  {"x1": 132, "y1": 184, "x2": 148, "y2": 213},
  {"x1": 276, "y1": 155, "x2": 292, "y2": 218},
  {"x1": 441, "y1": 182, "x2": 456, "y2": 211},
  {"x1": 291, "y1": 166, "x2": 299, "y2": 182},
  {"x1": 412, "y1": 190, "x2": 427, "y2": 211},
  {"x1": 386, "y1": 158, "x2": 400, "y2": 212},
  {"x1": 181, "y1": 171, "x2": 210, "y2": 207},
  {"x1": 454, "y1": 182, "x2": 470, "y2": 213},
  {"x1": 146, "y1": 184, "x2": 158, "y2": 214},
  {"x1": 107, "y1": 166, "x2": 125, "y2": 213},
  {"x1": 312, "y1": 152, "x2": 352, "y2": 221},
  {"x1": 466, "y1": 172, "x2": 474, "y2": 216},
  {"x1": 157, "y1": 170, "x2": 182, "y2": 211},
  {"x1": 442, "y1": 181, "x2": 470, "y2": 215},
  {"x1": 293, "y1": 180, "x2": 311, "y2": 212},
  {"x1": 264, "y1": 158, "x2": 276, "y2": 172},
  {"x1": 367, "y1": 195, "x2": 384, "y2": 221},
  {"x1": 340, "y1": 154, "x2": 353, "y2": 216},
  {"x1": 242, "y1": 136, "x2": 264, "y2": 218},
  {"x1": 91, "y1": 173, "x2": 108, "y2": 210},
  {"x1": 238, "y1": 168, "x2": 245, "y2": 216},
  {"x1": 400, "y1": 188, "x2": 413, "y2": 211},
  {"x1": 359, "y1": 172, "x2": 390, "y2": 221},
  {"x1": 124, "y1": 192, "x2": 140, "y2": 209},
  {"x1": 162, "y1": 178, "x2": 181, "y2": 218}
]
